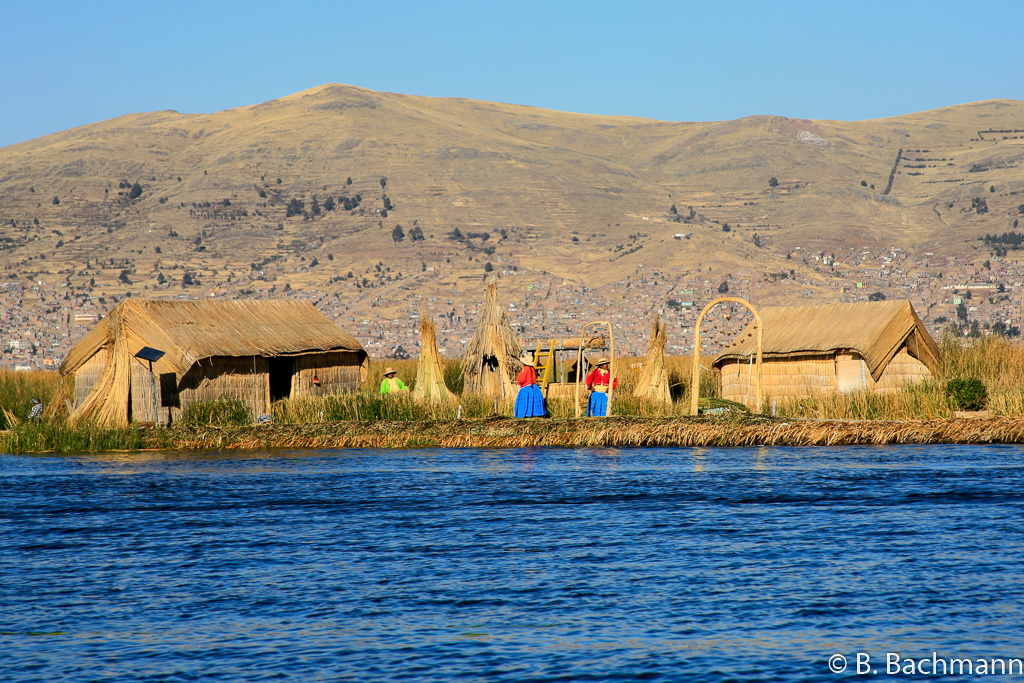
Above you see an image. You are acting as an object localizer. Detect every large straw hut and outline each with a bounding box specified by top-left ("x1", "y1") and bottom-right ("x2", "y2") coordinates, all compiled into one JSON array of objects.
[
  {"x1": 460, "y1": 281, "x2": 522, "y2": 397},
  {"x1": 713, "y1": 300, "x2": 940, "y2": 409},
  {"x1": 61, "y1": 299, "x2": 368, "y2": 426}
]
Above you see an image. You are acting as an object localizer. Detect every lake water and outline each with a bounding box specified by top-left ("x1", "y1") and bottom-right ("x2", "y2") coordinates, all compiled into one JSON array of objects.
[{"x1": 2, "y1": 445, "x2": 1024, "y2": 682}]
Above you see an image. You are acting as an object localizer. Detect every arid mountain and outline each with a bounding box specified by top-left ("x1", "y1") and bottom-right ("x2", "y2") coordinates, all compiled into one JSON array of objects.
[{"x1": 2, "y1": 85, "x2": 1023, "y2": 362}]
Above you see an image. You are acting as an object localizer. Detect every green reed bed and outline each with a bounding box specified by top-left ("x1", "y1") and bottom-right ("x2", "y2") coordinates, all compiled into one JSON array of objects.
[
  {"x1": 0, "y1": 422, "x2": 174, "y2": 454},
  {"x1": 0, "y1": 370, "x2": 74, "y2": 428}
]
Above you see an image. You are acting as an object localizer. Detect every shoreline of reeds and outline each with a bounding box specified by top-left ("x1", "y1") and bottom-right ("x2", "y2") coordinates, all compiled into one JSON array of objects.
[{"x1": 6, "y1": 414, "x2": 1024, "y2": 453}]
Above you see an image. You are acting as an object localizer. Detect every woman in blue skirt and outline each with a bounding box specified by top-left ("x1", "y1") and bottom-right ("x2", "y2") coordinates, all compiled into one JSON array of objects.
[
  {"x1": 514, "y1": 357, "x2": 547, "y2": 418},
  {"x1": 585, "y1": 357, "x2": 617, "y2": 417}
]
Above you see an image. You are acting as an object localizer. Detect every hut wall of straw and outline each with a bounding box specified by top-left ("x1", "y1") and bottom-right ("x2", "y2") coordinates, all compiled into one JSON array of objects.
[
  {"x1": 179, "y1": 356, "x2": 271, "y2": 420},
  {"x1": 293, "y1": 351, "x2": 367, "y2": 396},
  {"x1": 873, "y1": 349, "x2": 933, "y2": 391},
  {"x1": 721, "y1": 349, "x2": 934, "y2": 408},
  {"x1": 73, "y1": 348, "x2": 108, "y2": 409}
]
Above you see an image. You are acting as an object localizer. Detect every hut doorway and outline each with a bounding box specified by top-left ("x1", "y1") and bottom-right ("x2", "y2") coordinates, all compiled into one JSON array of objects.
[{"x1": 269, "y1": 357, "x2": 294, "y2": 401}]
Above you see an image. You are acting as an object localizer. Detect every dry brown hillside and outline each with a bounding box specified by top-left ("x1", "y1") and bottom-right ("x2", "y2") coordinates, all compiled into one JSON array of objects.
[{"x1": 2, "y1": 84, "x2": 1023, "y2": 359}]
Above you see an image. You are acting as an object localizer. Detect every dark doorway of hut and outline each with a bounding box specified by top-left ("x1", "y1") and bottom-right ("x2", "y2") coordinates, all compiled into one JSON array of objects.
[{"x1": 269, "y1": 357, "x2": 294, "y2": 402}]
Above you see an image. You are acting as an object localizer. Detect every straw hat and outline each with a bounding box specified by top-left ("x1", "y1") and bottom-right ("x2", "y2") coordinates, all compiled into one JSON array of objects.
[
  {"x1": 383, "y1": 367, "x2": 397, "y2": 376},
  {"x1": 520, "y1": 356, "x2": 535, "y2": 367},
  {"x1": 594, "y1": 357, "x2": 610, "y2": 366}
]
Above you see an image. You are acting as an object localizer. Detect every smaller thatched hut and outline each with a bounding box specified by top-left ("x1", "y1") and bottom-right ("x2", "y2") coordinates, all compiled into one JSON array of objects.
[
  {"x1": 713, "y1": 300, "x2": 940, "y2": 409},
  {"x1": 61, "y1": 299, "x2": 368, "y2": 426},
  {"x1": 460, "y1": 281, "x2": 522, "y2": 397}
]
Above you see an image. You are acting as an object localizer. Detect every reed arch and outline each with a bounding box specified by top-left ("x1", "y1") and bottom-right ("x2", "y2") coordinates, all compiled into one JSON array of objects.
[{"x1": 690, "y1": 297, "x2": 763, "y2": 415}]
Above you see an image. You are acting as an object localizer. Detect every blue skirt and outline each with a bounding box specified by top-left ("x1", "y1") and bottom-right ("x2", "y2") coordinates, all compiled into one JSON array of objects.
[
  {"x1": 587, "y1": 391, "x2": 609, "y2": 417},
  {"x1": 515, "y1": 384, "x2": 546, "y2": 418}
]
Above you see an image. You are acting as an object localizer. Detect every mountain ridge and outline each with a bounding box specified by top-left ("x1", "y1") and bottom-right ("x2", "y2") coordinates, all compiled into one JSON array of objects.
[{"x1": 1, "y1": 85, "x2": 1023, "y2": 363}]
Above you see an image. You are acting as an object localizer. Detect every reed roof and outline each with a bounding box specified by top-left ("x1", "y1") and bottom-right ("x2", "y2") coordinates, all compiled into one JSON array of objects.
[
  {"x1": 61, "y1": 299, "x2": 366, "y2": 377},
  {"x1": 712, "y1": 300, "x2": 940, "y2": 381}
]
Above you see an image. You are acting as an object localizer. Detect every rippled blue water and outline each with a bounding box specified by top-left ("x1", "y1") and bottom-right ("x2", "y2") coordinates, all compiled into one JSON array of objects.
[{"x1": 2, "y1": 445, "x2": 1024, "y2": 681}]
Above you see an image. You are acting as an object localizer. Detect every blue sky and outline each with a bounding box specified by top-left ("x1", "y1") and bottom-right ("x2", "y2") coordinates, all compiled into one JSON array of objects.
[{"x1": 2, "y1": 0, "x2": 1022, "y2": 149}]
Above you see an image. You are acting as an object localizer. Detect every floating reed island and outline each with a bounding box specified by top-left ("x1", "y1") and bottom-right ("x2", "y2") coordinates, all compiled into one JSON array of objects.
[
  {"x1": 6, "y1": 290, "x2": 1024, "y2": 453},
  {"x1": 158, "y1": 414, "x2": 1024, "y2": 451}
]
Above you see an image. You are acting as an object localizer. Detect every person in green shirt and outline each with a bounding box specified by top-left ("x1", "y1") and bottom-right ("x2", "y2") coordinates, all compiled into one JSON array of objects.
[{"x1": 379, "y1": 367, "x2": 409, "y2": 395}]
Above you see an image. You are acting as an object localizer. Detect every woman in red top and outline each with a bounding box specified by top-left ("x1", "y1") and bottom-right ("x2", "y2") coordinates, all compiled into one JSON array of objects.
[
  {"x1": 515, "y1": 357, "x2": 546, "y2": 418},
  {"x1": 585, "y1": 357, "x2": 616, "y2": 417}
]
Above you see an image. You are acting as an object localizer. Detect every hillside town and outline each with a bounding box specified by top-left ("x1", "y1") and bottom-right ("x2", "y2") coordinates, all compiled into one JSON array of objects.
[{"x1": 2, "y1": 242, "x2": 1020, "y2": 372}]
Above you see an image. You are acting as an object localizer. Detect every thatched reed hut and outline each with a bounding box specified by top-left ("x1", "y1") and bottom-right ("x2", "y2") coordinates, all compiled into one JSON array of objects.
[
  {"x1": 713, "y1": 300, "x2": 940, "y2": 409},
  {"x1": 461, "y1": 281, "x2": 522, "y2": 397},
  {"x1": 61, "y1": 299, "x2": 368, "y2": 426}
]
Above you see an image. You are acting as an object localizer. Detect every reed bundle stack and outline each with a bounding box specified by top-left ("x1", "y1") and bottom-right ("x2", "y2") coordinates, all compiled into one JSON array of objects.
[
  {"x1": 413, "y1": 316, "x2": 455, "y2": 403},
  {"x1": 633, "y1": 316, "x2": 671, "y2": 403},
  {"x1": 460, "y1": 281, "x2": 522, "y2": 397}
]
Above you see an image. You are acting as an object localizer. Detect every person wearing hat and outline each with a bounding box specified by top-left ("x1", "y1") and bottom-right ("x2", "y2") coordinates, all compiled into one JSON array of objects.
[
  {"x1": 585, "y1": 358, "x2": 617, "y2": 417},
  {"x1": 29, "y1": 397, "x2": 44, "y2": 423},
  {"x1": 379, "y1": 367, "x2": 409, "y2": 395},
  {"x1": 514, "y1": 356, "x2": 547, "y2": 418}
]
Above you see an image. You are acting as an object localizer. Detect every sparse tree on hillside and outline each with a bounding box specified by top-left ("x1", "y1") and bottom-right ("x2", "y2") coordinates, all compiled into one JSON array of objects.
[
  {"x1": 392, "y1": 224, "x2": 405, "y2": 242},
  {"x1": 128, "y1": 182, "x2": 143, "y2": 200},
  {"x1": 769, "y1": 177, "x2": 779, "y2": 188},
  {"x1": 718, "y1": 281, "x2": 729, "y2": 294}
]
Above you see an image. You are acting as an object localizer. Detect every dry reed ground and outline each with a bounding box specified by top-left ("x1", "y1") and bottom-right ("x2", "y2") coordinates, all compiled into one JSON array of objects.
[{"x1": 168, "y1": 415, "x2": 1024, "y2": 451}]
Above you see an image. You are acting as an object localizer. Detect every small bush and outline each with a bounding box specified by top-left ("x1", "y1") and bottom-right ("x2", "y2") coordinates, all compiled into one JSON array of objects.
[
  {"x1": 182, "y1": 400, "x2": 252, "y2": 426},
  {"x1": 944, "y1": 378, "x2": 988, "y2": 411}
]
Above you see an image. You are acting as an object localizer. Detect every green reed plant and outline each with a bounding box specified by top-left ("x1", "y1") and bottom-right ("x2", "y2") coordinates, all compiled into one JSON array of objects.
[
  {"x1": 0, "y1": 370, "x2": 74, "y2": 427},
  {"x1": 0, "y1": 422, "x2": 173, "y2": 453},
  {"x1": 182, "y1": 399, "x2": 253, "y2": 427}
]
